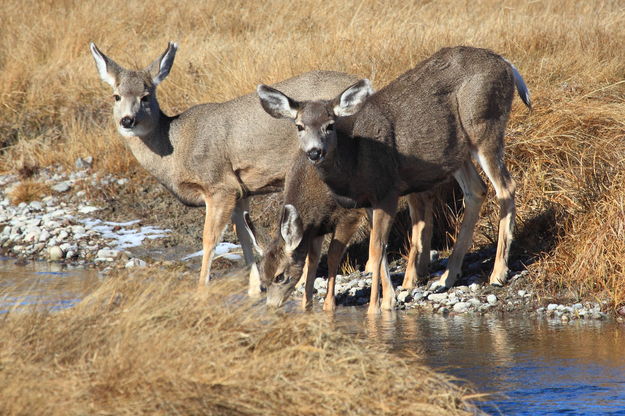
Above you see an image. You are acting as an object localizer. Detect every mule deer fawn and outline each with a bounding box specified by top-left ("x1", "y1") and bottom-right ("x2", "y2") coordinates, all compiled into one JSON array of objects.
[
  {"x1": 242, "y1": 150, "x2": 367, "y2": 311},
  {"x1": 258, "y1": 46, "x2": 531, "y2": 313},
  {"x1": 89, "y1": 42, "x2": 358, "y2": 294}
]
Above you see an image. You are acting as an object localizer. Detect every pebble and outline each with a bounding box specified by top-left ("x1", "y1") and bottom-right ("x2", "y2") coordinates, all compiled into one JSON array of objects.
[
  {"x1": 453, "y1": 302, "x2": 470, "y2": 313},
  {"x1": 48, "y1": 246, "x2": 64, "y2": 261},
  {"x1": 397, "y1": 290, "x2": 411, "y2": 303},
  {"x1": 51, "y1": 181, "x2": 71, "y2": 193},
  {"x1": 428, "y1": 293, "x2": 448, "y2": 302},
  {"x1": 487, "y1": 294, "x2": 498, "y2": 305}
]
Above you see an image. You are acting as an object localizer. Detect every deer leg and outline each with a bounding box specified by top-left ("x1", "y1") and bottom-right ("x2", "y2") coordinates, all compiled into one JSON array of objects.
[
  {"x1": 363, "y1": 208, "x2": 374, "y2": 274},
  {"x1": 475, "y1": 149, "x2": 516, "y2": 286},
  {"x1": 324, "y1": 216, "x2": 361, "y2": 312},
  {"x1": 431, "y1": 162, "x2": 486, "y2": 293},
  {"x1": 368, "y1": 197, "x2": 398, "y2": 314},
  {"x1": 199, "y1": 191, "x2": 237, "y2": 287},
  {"x1": 231, "y1": 198, "x2": 262, "y2": 297},
  {"x1": 302, "y1": 235, "x2": 324, "y2": 310},
  {"x1": 403, "y1": 192, "x2": 434, "y2": 289}
]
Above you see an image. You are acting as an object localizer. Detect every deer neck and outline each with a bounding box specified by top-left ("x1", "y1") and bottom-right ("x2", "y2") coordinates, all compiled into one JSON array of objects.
[
  {"x1": 123, "y1": 111, "x2": 176, "y2": 184},
  {"x1": 314, "y1": 132, "x2": 360, "y2": 206}
]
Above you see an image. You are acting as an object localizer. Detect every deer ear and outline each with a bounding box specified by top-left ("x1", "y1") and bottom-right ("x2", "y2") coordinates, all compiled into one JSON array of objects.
[
  {"x1": 89, "y1": 42, "x2": 122, "y2": 87},
  {"x1": 333, "y1": 79, "x2": 373, "y2": 117},
  {"x1": 241, "y1": 211, "x2": 264, "y2": 257},
  {"x1": 257, "y1": 85, "x2": 299, "y2": 120},
  {"x1": 147, "y1": 42, "x2": 178, "y2": 86},
  {"x1": 280, "y1": 204, "x2": 304, "y2": 253}
]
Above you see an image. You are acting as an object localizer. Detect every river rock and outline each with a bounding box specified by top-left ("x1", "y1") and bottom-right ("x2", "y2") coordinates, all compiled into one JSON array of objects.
[
  {"x1": 51, "y1": 181, "x2": 71, "y2": 193},
  {"x1": 428, "y1": 292, "x2": 448, "y2": 302},
  {"x1": 397, "y1": 290, "x2": 411, "y2": 303},
  {"x1": 96, "y1": 248, "x2": 121, "y2": 261},
  {"x1": 75, "y1": 156, "x2": 93, "y2": 170},
  {"x1": 453, "y1": 302, "x2": 470, "y2": 313},
  {"x1": 314, "y1": 277, "x2": 327, "y2": 290},
  {"x1": 48, "y1": 246, "x2": 64, "y2": 261},
  {"x1": 486, "y1": 294, "x2": 498, "y2": 305}
]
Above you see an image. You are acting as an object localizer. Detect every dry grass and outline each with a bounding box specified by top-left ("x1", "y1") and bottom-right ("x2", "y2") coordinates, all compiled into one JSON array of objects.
[
  {"x1": 7, "y1": 180, "x2": 51, "y2": 205},
  {"x1": 0, "y1": 268, "x2": 477, "y2": 415},
  {"x1": 1, "y1": 0, "x2": 624, "y2": 307}
]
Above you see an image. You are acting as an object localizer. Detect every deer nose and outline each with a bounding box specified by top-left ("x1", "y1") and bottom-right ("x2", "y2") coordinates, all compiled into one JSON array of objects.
[
  {"x1": 120, "y1": 116, "x2": 135, "y2": 129},
  {"x1": 306, "y1": 148, "x2": 325, "y2": 162}
]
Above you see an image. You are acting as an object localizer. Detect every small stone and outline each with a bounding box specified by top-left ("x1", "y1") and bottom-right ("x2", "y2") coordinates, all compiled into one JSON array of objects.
[
  {"x1": 78, "y1": 206, "x2": 100, "y2": 214},
  {"x1": 51, "y1": 182, "x2": 71, "y2": 193},
  {"x1": 411, "y1": 289, "x2": 425, "y2": 300},
  {"x1": 57, "y1": 230, "x2": 69, "y2": 241},
  {"x1": 96, "y1": 248, "x2": 121, "y2": 259},
  {"x1": 469, "y1": 282, "x2": 480, "y2": 292},
  {"x1": 48, "y1": 246, "x2": 64, "y2": 261},
  {"x1": 75, "y1": 156, "x2": 93, "y2": 170},
  {"x1": 486, "y1": 294, "x2": 497, "y2": 305},
  {"x1": 572, "y1": 303, "x2": 584, "y2": 310},
  {"x1": 561, "y1": 314, "x2": 570, "y2": 322},
  {"x1": 397, "y1": 290, "x2": 411, "y2": 303},
  {"x1": 617, "y1": 306, "x2": 625, "y2": 317},
  {"x1": 428, "y1": 293, "x2": 448, "y2": 302},
  {"x1": 438, "y1": 306, "x2": 450, "y2": 315},
  {"x1": 453, "y1": 302, "x2": 469, "y2": 313},
  {"x1": 517, "y1": 290, "x2": 527, "y2": 297},
  {"x1": 29, "y1": 201, "x2": 43, "y2": 211},
  {"x1": 313, "y1": 278, "x2": 327, "y2": 291},
  {"x1": 547, "y1": 303, "x2": 558, "y2": 311},
  {"x1": 468, "y1": 298, "x2": 482, "y2": 307},
  {"x1": 39, "y1": 229, "x2": 50, "y2": 242}
]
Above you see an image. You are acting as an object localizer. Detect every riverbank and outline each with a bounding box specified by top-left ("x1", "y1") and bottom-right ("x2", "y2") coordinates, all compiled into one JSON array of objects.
[{"x1": 0, "y1": 163, "x2": 619, "y2": 322}]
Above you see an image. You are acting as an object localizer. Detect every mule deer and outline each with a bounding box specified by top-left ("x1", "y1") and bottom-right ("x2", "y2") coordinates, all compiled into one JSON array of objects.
[
  {"x1": 89, "y1": 42, "x2": 358, "y2": 294},
  {"x1": 258, "y1": 46, "x2": 531, "y2": 313},
  {"x1": 243, "y1": 151, "x2": 435, "y2": 310}
]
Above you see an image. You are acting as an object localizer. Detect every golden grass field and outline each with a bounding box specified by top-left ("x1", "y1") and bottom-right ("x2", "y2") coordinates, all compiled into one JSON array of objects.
[{"x1": 0, "y1": 268, "x2": 479, "y2": 415}]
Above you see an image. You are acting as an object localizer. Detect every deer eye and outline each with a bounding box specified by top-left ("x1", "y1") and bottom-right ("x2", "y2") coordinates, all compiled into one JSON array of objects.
[
  {"x1": 274, "y1": 273, "x2": 287, "y2": 284},
  {"x1": 113, "y1": 94, "x2": 121, "y2": 102},
  {"x1": 141, "y1": 94, "x2": 150, "y2": 102},
  {"x1": 296, "y1": 124, "x2": 304, "y2": 132}
]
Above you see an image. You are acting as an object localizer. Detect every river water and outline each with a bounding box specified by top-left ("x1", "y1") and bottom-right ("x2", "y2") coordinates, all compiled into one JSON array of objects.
[
  {"x1": 1, "y1": 258, "x2": 624, "y2": 415},
  {"x1": 335, "y1": 308, "x2": 625, "y2": 415},
  {"x1": 0, "y1": 257, "x2": 100, "y2": 313}
]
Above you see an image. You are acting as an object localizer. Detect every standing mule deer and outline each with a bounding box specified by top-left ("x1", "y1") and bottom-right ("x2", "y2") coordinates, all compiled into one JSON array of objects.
[
  {"x1": 89, "y1": 42, "x2": 358, "y2": 294},
  {"x1": 258, "y1": 46, "x2": 531, "y2": 313}
]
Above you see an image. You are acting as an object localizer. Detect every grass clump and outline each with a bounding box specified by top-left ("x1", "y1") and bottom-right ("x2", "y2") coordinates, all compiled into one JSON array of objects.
[{"x1": 0, "y1": 268, "x2": 478, "y2": 415}]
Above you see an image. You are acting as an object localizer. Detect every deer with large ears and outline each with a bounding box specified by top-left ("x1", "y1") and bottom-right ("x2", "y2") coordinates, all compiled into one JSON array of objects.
[
  {"x1": 89, "y1": 42, "x2": 359, "y2": 294},
  {"x1": 258, "y1": 46, "x2": 531, "y2": 313}
]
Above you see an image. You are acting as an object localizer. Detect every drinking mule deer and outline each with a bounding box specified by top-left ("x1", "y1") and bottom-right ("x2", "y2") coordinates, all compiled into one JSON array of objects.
[
  {"x1": 258, "y1": 46, "x2": 531, "y2": 313},
  {"x1": 89, "y1": 42, "x2": 358, "y2": 294}
]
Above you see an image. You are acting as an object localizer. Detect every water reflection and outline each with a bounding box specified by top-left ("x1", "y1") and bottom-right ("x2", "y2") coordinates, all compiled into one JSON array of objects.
[
  {"x1": 0, "y1": 257, "x2": 100, "y2": 313},
  {"x1": 335, "y1": 308, "x2": 625, "y2": 415}
]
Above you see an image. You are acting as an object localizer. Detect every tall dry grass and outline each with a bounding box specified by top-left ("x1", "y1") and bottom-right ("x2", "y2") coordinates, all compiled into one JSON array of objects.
[
  {"x1": 0, "y1": 268, "x2": 478, "y2": 415},
  {"x1": 1, "y1": 0, "x2": 624, "y2": 306}
]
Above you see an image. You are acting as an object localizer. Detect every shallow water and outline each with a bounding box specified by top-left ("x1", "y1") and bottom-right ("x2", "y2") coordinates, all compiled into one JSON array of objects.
[
  {"x1": 0, "y1": 257, "x2": 100, "y2": 313},
  {"x1": 335, "y1": 308, "x2": 625, "y2": 415}
]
